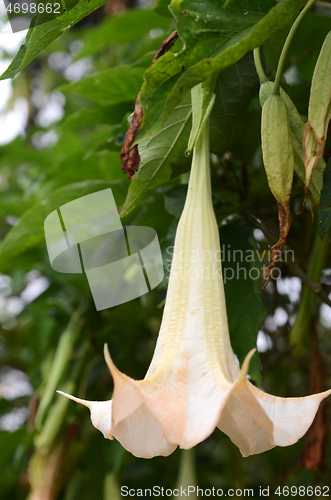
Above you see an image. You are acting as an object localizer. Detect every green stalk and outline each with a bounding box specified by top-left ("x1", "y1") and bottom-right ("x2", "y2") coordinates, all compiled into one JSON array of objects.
[
  {"x1": 35, "y1": 308, "x2": 84, "y2": 430},
  {"x1": 273, "y1": 0, "x2": 316, "y2": 95},
  {"x1": 253, "y1": 48, "x2": 268, "y2": 84},
  {"x1": 289, "y1": 230, "x2": 330, "y2": 356},
  {"x1": 175, "y1": 449, "x2": 198, "y2": 498}
]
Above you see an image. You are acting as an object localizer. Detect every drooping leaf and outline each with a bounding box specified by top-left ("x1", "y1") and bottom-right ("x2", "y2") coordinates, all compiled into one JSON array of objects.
[
  {"x1": 0, "y1": 180, "x2": 127, "y2": 269},
  {"x1": 0, "y1": 0, "x2": 114, "y2": 81},
  {"x1": 57, "y1": 64, "x2": 147, "y2": 106},
  {"x1": 120, "y1": 94, "x2": 192, "y2": 217},
  {"x1": 319, "y1": 158, "x2": 331, "y2": 240},
  {"x1": 137, "y1": 0, "x2": 306, "y2": 141},
  {"x1": 221, "y1": 218, "x2": 266, "y2": 384}
]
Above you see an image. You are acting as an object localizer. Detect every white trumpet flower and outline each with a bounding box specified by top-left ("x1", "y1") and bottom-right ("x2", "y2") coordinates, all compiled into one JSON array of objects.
[{"x1": 58, "y1": 96, "x2": 331, "y2": 459}]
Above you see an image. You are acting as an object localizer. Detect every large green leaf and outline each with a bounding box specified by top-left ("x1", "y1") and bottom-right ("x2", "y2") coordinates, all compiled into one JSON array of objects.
[
  {"x1": 319, "y1": 158, "x2": 331, "y2": 240},
  {"x1": 120, "y1": 94, "x2": 192, "y2": 217},
  {"x1": 221, "y1": 218, "x2": 266, "y2": 384},
  {"x1": 137, "y1": 0, "x2": 306, "y2": 141},
  {"x1": 57, "y1": 64, "x2": 147, "y2": 106},
  {"x1": 155, "y1": 0, "x2": 173, "y2": 17},
  {"x1": 122, "y1": 52, "x2": 259, "y2": 217},
  {"x1": 210, "y1": 52, "x2": 259, "y2": 156},
  {"x1": 0, "y1": 180, "x2": 127, "y2": 269},
  {"x1": 0, "y1": 0, "x2": 111, "y2": 81},
  {"x1": 77, "y1": 8, "x2": 173, "y2": 59}
]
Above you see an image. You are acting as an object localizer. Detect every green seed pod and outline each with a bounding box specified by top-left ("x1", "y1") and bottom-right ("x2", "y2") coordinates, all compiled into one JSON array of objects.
[
  {"x1": 260, "y1": 81, "x2": 324, "y2": 200},
  {"x1": 304, "y1": 31, "x2": 331, "y2": 188},
  {"x1": 261, "y1": 94, "x2": 294, "y2": 206},
  {"x1": 308, "y1": 31, "x2": 331, "y2": 142},
  {"x1": 261, "y1": 93, "x2": 294, "y2": 283}
]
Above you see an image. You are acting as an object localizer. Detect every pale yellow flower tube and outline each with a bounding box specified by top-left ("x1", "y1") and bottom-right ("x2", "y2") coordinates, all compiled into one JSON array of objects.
[{"x1": 59, "y1": 89, "x2": 331, "y2": 459}]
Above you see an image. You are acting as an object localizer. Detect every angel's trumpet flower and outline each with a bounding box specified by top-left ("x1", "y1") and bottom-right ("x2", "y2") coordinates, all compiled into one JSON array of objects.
[{"x1": 59, "y1": 87, "x2": 331, "y2": 459}]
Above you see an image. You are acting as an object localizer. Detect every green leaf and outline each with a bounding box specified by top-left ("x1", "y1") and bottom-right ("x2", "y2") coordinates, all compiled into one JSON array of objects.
[
  {"x1": 164, "y1": 185, "x2": 187, "y2": 218},
  {"x1": 120, "y1": 94, "x2": 192, "y2": 217},
  {"x1": 319, "y1": 158, "x2": 331, "y2": 240},
  {"x1": 0, "y1": 180, "x2": 127, "y2": 269},
  {"x1": 210, "y1": 52, "x2": 259, "y2": 156},
  {"x1": 122, "y1": 53, "x2": 260, "y2": 217},
  {"x1": 187, "y1": 72, "x2": 217, "y2": 154},
  {"x1": 221, "y1": 218, "x2": 266, "y2": 384},
  {"x1": 57, "y1": 64, "x2": 147, "y2": 106},
  {"x1": 289, "y1": 12, "x2": 331, "y2": 55},
  {"x1": 138, "y1": 0, "x2": 306, "y2": 140},
  {"x1": 60, "y1": 103, "x2": 134, "y2": 129},
  {"x1": 155, "y1": 0, "x2": 173, "y2": 17},
  {"x1": 0, "y1": 0, "x2": 112, "y2": 81},
  {"x1": 0, "y1": 429, "x2": 27, "y2": 468},
  {"x1": 77, "y1": 8, "x2": 173, "y2": 59}
]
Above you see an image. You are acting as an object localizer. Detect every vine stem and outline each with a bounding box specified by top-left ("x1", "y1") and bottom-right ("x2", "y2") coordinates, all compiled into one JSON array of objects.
[
  {"x1": 253, "y1": 48, "x2": 268, "y2": 84},
  {"x1": 273, "y1": 0, "x2": 316, "y2": 95}
]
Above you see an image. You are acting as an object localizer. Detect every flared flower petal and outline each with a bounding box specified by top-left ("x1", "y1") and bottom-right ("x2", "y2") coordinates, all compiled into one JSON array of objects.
[
  {"x1": 58, "y1": 84, "x2": 331, "y2": 458},
  {"x1": 217, "y1": 359, "x2": 331, "y2": 457}
]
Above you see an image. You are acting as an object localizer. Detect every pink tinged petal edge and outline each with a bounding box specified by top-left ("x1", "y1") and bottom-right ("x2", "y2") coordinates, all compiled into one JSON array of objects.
[
  {"x1": 104, "y1": 344, "x2": 234, "y2": 451},
  {"x1": 56, "y1": 391, "x2": 113, "y2": 440},
  {"x1": 58, "y1": 349, "x2": 260, "y2": 459},
  {"x1": 58, "y1": 348, "x2": 331, "y2": 459},
  {"x1": 217, "y1": 380, "x2": 331, "y2": 458},
  {"x1": 107, "y1": 343, "x2": 259, "y2": 449}
]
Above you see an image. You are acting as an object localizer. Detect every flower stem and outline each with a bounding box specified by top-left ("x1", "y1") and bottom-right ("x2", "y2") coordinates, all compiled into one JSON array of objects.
[
  {"x1": 253, "y1": 48, "x2": 268, "y2": 84},
  {"x1": 273, "y1": 0, "x2": 316, "y2": 95}
]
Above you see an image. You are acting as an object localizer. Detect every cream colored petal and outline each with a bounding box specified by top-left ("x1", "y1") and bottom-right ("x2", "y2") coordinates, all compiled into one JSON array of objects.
[
  {"x1": 217, "y1": 349, "x2": 274, "y2": 456},
  {"x1": 112, "y1": 403, "x2": 177, "y2": 459},
  {"x1": 57, "y1": 387, "x2": 175, "y2": 458},
  {"x1": 217, "y1": 373, "x2": 331, "y2": 457},
  {"x1": 249, "y1": 384, "x2": 331, "y2": 449},
  {"x1": 104, "y1": 344, "x2": 235, "y2": 450},
  {"x1": 217, "y1": 398, "x2": 274, "y2": 457},
  {"x1": 57, "y1": 391, "x2": 113, "y2": 440}
]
